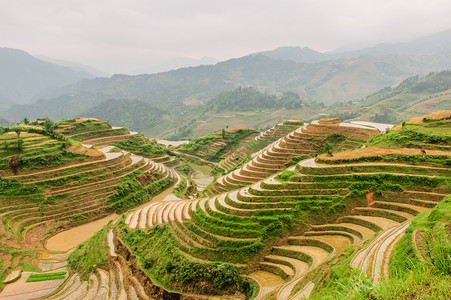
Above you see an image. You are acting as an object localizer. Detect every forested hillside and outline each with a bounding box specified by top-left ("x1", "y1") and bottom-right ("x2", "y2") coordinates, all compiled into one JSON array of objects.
[
  {"x1": 166, "y1": 88, "x2": 323, "y2": 139},
  {"x1": 82, "y1": 99, "x2": 171, "y2": 133},
  {"x1": 324, "y1": 71, "x2": 451, "y2": 123},
  {"x1": 3, "y1": 52, "x2": 451, "y2": 125},
  {"x1": 203, "y1": 87, "x2": 308, "y2": 112}
]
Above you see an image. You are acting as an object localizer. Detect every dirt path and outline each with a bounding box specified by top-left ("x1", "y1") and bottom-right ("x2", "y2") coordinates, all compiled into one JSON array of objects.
[
  {"x1": 292, "y1": 281, "x2": 315, "y2": 299},
  {"x1": 157, "y1": 140, "x2": 189, "y2": 147},
  {"x1": 298, "y1": 158, "x2": 317, "y2": 168}
]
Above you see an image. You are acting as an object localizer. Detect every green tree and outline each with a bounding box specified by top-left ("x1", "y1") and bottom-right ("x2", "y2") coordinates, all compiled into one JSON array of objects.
[
  {"x1": 13, "y1": 127, "x2": 21, "y2": 137},
  {"x1": 23, "y1": 118, "x2": 29, "y2": 124},
  {"x1": 60, "y1": 141, "x2": 68, "y2": 152},
  {"x1": 16, "y1": 138, "x2": 24, "y2": 151},
  {"x1": 43, "y1": 117, "x2": 57, "y2": 133}
]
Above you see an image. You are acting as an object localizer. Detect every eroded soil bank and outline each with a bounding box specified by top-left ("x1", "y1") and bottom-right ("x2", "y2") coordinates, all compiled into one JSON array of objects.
[{"x1": 45, "y1": 214, "x2": 119, "y2": 252}]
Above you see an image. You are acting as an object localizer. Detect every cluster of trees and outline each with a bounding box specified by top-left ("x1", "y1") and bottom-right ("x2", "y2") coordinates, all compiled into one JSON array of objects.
[
  {"x1": 1, "y1": 126, "x2": 24, "y2": 153},
  {"x1": 2, "y1": 117, "x2": 70, "y2": 174},
  {"x1": 201, "y1": 87, "x2": 311, "y2": 113},
  {"x1": 83, "y1": 99, "x2": 171, "y2": 132}
]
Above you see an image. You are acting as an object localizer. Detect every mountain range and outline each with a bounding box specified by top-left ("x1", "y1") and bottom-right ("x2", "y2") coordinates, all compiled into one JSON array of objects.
[
  {"x1": 1, "y1": 28, "x2": 451, "y2": 132},
  {"x1": 0, "y1": 48, "x2": 97, "y2": 105},
  {"x1": 259, "y1": 28, "x2": 451, "y2": 63}
]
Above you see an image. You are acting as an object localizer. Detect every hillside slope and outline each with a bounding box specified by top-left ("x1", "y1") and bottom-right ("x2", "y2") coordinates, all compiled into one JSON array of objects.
[
  {"x1": 0, "y1": 117, "x2": 185, "y2": 295},
  {"x1": 0, "y1": 48, "x2": 95, "y2": 105},
  {"x1": 3, "y1": 52, "x2": 451, "y2": 124},
  {"x1": 325, "y1": 71, "x2": 451, "y2": 123}
]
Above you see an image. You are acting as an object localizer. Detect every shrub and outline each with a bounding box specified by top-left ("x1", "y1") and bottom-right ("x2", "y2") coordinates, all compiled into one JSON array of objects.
[
  {"x1": 8, "y1": 154, "x2": 22, "y2": 174},
  {"x1": 16, "y1": 138, "x2": 23, "y2": 151},
  {"x1": 277, "y1": 170, "x2": 296, "y2": 182}
]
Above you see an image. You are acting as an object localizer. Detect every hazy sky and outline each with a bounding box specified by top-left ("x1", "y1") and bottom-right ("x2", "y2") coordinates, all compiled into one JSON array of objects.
[{"x1": 2, "y1": 0, "x2": 451, "y2": 74}]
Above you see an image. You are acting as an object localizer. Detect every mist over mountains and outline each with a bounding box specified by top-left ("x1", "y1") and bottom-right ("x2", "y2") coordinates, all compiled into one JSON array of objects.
[
  {"x1": 0, "y1": 48, "x2": 97, "y2": 105},
  {"x1": 256, "y1": 28, "x2": 451, "y2": 63},
  {"x1": 1, "y1": 28, "x2": 451, "y2": 133}
]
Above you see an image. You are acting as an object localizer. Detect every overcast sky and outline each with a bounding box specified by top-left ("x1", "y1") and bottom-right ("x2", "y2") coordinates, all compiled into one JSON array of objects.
[{"x1": 2, "y1": 0, "x2": 451, "y2": 74}]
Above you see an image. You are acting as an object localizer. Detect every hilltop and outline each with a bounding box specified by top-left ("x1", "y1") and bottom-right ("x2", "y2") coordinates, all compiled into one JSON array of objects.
[
  {"x1": 81, "y1": 99, "x2": 171, "y2": 135},
  {"x1": 165, "y1": 87, "x2": 322, "y2": 139}
]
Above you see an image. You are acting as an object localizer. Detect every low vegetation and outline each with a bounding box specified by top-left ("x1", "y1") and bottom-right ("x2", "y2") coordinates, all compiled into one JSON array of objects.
[
  {"x1": 68, "y1": 226, "x2": 110, "y2": 280},
  {"x1": 113, "y1": 135, "x2": 172, "y2": 158},
  {"x1": 118, "y1": 223, "x2": 256, "y2": 297},
  {"x1": 26, "y1": 272, "x2": 67, "y2": 282},
  {"x1": 179, "y1": 128, "x2": 258, "y2": 162}
]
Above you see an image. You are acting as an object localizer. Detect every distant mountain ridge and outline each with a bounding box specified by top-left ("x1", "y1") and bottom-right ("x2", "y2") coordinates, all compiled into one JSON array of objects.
[
  {"x1": 0, "y1": 48, "x2": 98, "y2": 105},
  {"x1": 133, "y1": 56, "x2": 218, "y2": 75},
  {"x1": 3, "y1": 51, "x2": 451, "y2": 124},
  {"x1": 35, "y1": 55, "x2": 108, "y2": 77},
  {"x1": 333, "y1": 28, "x2": 451, "y2": 58},
  {"x1": 256, "y1": 46, "x2": 330, "y2": 63},
  {"x1": 260, "y1": 28, "x2": 451, "y2": 63}
]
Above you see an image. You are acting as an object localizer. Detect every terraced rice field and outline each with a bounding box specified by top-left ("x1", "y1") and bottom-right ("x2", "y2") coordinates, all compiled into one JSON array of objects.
[
  {"x1": 1, "y1": 123, "x2": 186, "y2": 244},
  {"x1": 1, "y1": 117, "x2": 449, "y2": 300},
  {"x1": 0, "y1": 123, "x2": 188, "y2": 299},
  {"x1": 0, "y1": 252, "x2": 69, "y2": 299},
  {"x1": 206, "y1": 120, "x2": 378, "y2": 196},
  {"x1": 112, "y1": 151, "x2": 449, "y2": 299}
]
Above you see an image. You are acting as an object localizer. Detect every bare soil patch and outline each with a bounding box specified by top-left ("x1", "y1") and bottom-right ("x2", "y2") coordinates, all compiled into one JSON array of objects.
[
  {"x1": 183, "y1": 98, "x2": 204, "y2": 106},
  {"x1": 46, "y1": 213, "x2": 119, "y2": 252},
  {"x1": 406, "y1": 110, "x2": 451, "y2": 125},
  {"x1": 67, "y1": 145, "x2": 104, "y2": 157},
  {"x1": 75, "y1": 117, "x2": 101, "y2": 123},
  {"x1": 366, "y1": 192, "x2": 374, "y2": 206},
  {"x1": 318, "y1": 145, "x2": 451, "y2": 161},
  {"x1": 249, "y1": 271, "x2": 285, "y2": 287},
  {"x1": 18, "y1": 125, "x2": 42, "y2": 130},
  {"x1": 318, "y1": 118, "x2": 340, "y2": 125}
]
